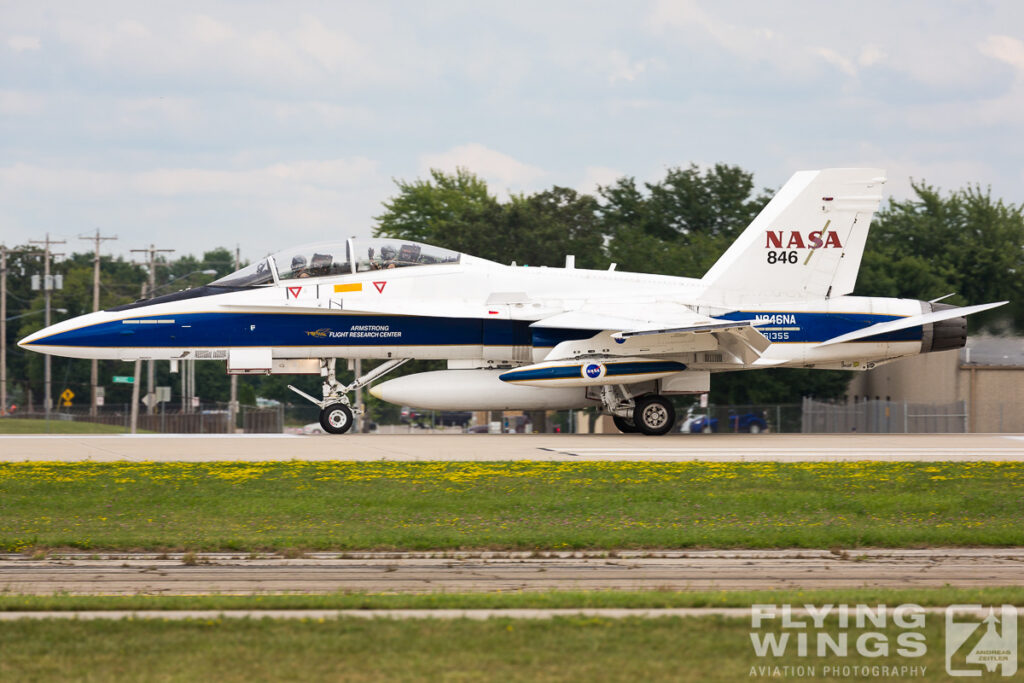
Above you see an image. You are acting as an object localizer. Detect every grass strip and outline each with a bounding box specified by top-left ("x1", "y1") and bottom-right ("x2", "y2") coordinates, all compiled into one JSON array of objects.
[
  {"x1": 2, "y1": 460, "x2": 1024, "y2": 551},
  {"x1": 0, "y1": 614, "x2": 995, "y2": 682},
  {"x1": 0, "y1": 419, "x2": 140, "y2": 434},
  {"x1": 1, "y1": 587, "x2": 1023, "y2": 612}
]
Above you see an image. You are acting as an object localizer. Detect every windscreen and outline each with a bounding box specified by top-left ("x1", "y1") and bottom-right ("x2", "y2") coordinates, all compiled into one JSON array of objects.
[{"x1": 209, "y1": 258, "x2": 274, "y2": 287}]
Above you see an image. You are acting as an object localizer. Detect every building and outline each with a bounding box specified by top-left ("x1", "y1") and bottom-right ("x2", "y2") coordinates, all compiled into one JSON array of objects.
[{"x1": 847, "y1": 336, "x2": 1024, "y2": 432}]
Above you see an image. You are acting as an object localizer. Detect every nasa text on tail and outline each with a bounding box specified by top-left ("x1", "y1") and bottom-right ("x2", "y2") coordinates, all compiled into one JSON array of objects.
[{"x1": 20, "y1": 169, "x2": 1005, "y2": 435}]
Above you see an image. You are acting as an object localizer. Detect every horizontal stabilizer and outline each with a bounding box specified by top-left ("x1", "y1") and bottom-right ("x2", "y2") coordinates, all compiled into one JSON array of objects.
[{"x1": 815, "y1": 301, "x2": 1007, "y2": 347}]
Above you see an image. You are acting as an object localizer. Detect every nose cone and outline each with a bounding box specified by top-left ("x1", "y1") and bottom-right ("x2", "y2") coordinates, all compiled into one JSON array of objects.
[
  {"x1": 17, "y1": 311, "x2": 121, "y2": 359},
  {"x1": 17, "y1": 328, "x2": 45, "y2": 349}
]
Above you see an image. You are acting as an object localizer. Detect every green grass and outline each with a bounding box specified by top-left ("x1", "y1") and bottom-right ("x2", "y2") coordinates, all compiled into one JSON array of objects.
[
  {"x1": 0, "y1": 418, "x2": 135, "y2": 434},
  {"x1": 1, "y1": 587, "x2": 1023, "y2": 612},
  {"x1": 2, "y1": 461, "x2": 1024, "y2": 551},
  {"x1": 0, "y1": 615, "x2": 997, "y2": 681}
]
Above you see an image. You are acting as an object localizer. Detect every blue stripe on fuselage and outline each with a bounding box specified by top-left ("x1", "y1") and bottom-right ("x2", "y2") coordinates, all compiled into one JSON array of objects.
[
  {"x1": 28, "y1": 312, "x2": 598, "y2": 349},
  {"x1": 28, "y1": 310, "x2": 922, "y2": 350},
  {"x1": 718, "y1": 311, "x2": 922, "y2": 343},
  {"x1": 500, "y1": 360, "x2": 686, "y2": 383}
]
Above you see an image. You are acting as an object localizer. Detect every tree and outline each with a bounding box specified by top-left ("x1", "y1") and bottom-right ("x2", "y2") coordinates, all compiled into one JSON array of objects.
[
  {"x1": 374, "y1": 169, "x2": 608, "y2": 268},
  {"x1": 499, "y1": 187, "x2": 607, "y2": 268},
  {"x1": 602, "y1": 163, "x2": 773, "y2": 277},
  {"x1": 375, "y1": 168, "x2": 500, "y2": 247},
  {"x1": 857, "y1": 182, "x2": 1024, "y2": 332}
]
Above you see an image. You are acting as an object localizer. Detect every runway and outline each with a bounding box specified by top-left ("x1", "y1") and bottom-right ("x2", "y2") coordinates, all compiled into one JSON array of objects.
[
  {"x1": 3, "y1": 549, "x2": 1023, "y2": 595},
  {"x1": 1, "y1": 433, "x2": 1023, "y2": 462}
]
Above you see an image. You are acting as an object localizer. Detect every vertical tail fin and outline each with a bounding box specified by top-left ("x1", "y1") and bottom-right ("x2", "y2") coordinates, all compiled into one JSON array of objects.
[{"x1": 700, "y1": 168, "x2": 886, "y2": 305}]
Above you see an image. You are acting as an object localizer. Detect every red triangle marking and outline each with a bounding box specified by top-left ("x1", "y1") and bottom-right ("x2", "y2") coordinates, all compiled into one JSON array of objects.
[
  {"x1": 373, "y1": 281, "x2": 386, "y2": 293},
  {"x1": 288, "y1": 286, "x2": 302, "y2": 298}
]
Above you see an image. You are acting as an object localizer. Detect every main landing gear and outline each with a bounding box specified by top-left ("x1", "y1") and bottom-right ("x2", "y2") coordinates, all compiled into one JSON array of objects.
[
  {"x1": 602, "y1": 385, "x2": 676, "y2": 436},
  {"x1": 288, "y1": 358, "x2": 409, "y2": 435}
]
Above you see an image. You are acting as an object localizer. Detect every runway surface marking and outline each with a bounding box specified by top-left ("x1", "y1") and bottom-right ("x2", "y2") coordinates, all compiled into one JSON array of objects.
[
  {"x1": 1, "y1": 433, "x2": 1022, "y2": 462},
  {"x1": 0, "y1": 606, "x2": 1001, "y2": 621},
  {"x1": 3, "y1": 549, "x2": 1023, "y2": 595}
]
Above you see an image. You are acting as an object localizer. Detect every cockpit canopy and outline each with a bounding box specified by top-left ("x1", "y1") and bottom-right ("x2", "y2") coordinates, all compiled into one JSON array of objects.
[{"x1": 210, "y1": 239, "x2": 461, "y2": 287}]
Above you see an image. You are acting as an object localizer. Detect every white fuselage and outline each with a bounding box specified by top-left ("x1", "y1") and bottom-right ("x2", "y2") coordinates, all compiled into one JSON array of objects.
[{"x1": 21, "y1": 256, "x2": 926, "y2": 373}]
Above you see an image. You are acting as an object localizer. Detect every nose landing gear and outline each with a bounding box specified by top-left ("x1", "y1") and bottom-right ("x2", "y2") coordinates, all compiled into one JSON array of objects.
[
  {"x1": 288, "y1": 357, "x2": 409, "y2": 435},
  {"x1": 320, "y1": 403, "x2": 354, "y2": 434}
]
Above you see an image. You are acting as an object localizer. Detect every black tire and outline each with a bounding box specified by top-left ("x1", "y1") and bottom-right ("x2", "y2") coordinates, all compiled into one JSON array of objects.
[
  {"x1": 320, "y1": 403, "x2": 354, "y2": 434},
  {"x1": 632, "y1": 395, "x2": 676, "y2": 436},
  {"x1": 612, "y1": 415, "x2": 639, "y2": 434}
]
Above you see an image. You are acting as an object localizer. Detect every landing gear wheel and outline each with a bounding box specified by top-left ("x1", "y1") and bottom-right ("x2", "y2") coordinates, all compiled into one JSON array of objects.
[
  {"x1": 612, "y1": 415, "x2": 639, "y2": 434},
  {"x1": 320, "y1": 403, "x2": 354, "y2": 434},
  {"x1": 632, "y1": 396, "x2": 676, "y2": 436}
]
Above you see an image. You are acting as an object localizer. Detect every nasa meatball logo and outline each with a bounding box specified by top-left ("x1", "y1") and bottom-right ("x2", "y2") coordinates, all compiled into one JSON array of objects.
[{"x1": 582, "y1": 363, "x2": 606, "y2": 380}]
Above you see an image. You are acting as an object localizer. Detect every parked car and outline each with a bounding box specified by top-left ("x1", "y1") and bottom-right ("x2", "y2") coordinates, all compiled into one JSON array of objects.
[
  {"x1": 727, "y1": 411, "x2": 768, "y2": 433},
  {"x1": 681, "y1": 409, "x2": 768, "y2": 434},
  {"x1": 685, "y1": 414, "x2": 717, "y2": 433},
  {"x1": 399, "y1": 406, "x2": 424, "y2": 424}
]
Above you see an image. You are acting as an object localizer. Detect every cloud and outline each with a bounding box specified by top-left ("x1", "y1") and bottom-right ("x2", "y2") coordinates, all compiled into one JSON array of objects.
[
  {"x1": 858, "y1": 44, "x2": 885, "y2": 68},
  {"x1": 813, "y1": 47, "x2": 857, "y2": 78},
  {"x1": 189, "y1": 14, "x2": 234, "y2": 44},
  {"x1": 0, "y1": 158, "x2": 380, "y2": 199},
  {"x1": 419, "y1": 144, "x2": 547, "y2": 190},
  {"x1": 979, "y1": 34, "x2": 1024, "y2": 73},
  {"x1": 0, "y1": 90, "x2": 45, "y2": 115},
  {"x1": 607, "y1": 50, "x2": 659, "y2": 84},
  {"x1": 575, "y1": 166, "x2": 623, "y2": 195},
  {"x1": 7, "y1": 35, "x2": 41, "y2": 52},
  {"x1": 0, "y1": 157, "x2": 389, "y2": 258}
]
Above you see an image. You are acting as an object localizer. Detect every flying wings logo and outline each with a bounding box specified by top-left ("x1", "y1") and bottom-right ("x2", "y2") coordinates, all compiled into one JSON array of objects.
[
  {"x1": 305, "y1": 328, "x2": 331, "y2": 338},
  {"x1": 946, "y1": 605, "x2": 1017, "y2": 677}
]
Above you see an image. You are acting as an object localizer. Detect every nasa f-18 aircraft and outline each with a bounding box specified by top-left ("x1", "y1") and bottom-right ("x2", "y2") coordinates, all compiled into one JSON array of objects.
[{"x1": 20, "y1": 168, "x2": 1005, "y2": 435}]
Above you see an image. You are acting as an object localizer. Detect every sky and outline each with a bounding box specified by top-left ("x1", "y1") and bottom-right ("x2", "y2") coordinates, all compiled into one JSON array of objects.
[{"x1": 2, "y1": 0, "x2": 1023, "y2": 264}]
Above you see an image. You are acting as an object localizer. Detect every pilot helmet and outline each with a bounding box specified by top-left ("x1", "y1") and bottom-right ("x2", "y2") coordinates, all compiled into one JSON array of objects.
[
  {"x1": 291, "y1": 255, "x2": 308, "y2": 272},
  {"x1": 380, "y1": 245, "x2": 397, "y2": 260}
]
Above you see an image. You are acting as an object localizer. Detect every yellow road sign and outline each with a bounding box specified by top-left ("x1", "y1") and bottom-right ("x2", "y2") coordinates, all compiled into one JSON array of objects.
[{"x1": 60, "y1": 388, "x2": 74, "y2": 406}]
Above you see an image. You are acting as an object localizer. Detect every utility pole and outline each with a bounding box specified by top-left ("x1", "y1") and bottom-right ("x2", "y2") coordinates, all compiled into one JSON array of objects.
[
  {"x1": 28, "y1": 234, "x2": 66, "y2": 418},
  {"x1": 229, "y1": 245, "x2": 240, "y2": 431},
  {"x1": 80, "y1": 230, "x2": 117, "y2": 416},
  {"x1": 1, "y1": 245, "x2": 7, "y2": 416},
  {"x1": 130, "y1": 244, "x2": 174, "y2": 414}
]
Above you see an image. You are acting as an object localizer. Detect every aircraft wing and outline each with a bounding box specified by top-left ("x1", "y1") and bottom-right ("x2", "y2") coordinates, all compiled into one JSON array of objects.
[
  {"x1": 536, "y1": 307, "x2": 770, "y2": 365},
  {"x1": 529, "y1": 304, "x2": 709, "y2": 332}
]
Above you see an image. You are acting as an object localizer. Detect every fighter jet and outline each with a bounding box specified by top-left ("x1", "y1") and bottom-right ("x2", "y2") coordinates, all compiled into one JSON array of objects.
[{"x1": 19, "y1": 168, "x2": 1005, "y2": 435}]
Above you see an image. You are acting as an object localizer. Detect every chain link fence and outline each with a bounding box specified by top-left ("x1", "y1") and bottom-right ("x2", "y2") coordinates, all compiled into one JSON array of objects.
[
  {"x1": 9, "y1": 403, "x2": 283, "y2": 434},
  {"x1": 801, "y1": 398, "x2": 968, "y2": 433}
]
